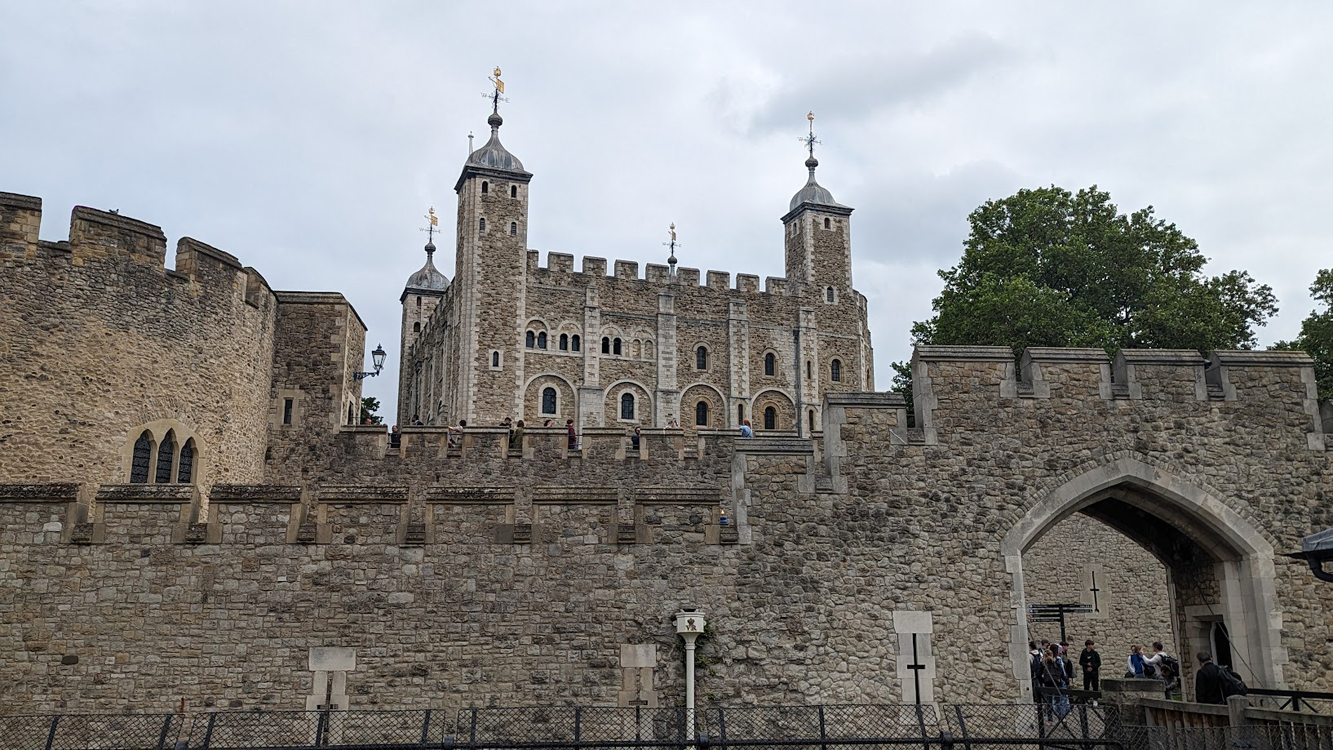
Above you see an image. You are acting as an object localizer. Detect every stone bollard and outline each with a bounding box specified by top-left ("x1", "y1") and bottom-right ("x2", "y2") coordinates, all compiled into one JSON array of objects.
[
  {"x1": 1098, "y1": 677, "x2": 1167, "y2": 726},
  {"x1": 1226, "y1": 694, "x2": 1249, "y2": 727}
]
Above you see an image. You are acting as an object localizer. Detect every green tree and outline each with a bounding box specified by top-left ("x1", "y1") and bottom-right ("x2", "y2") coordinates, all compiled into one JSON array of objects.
[
  {"x1": 893, "y1": 186, "x2": 1278, "y2": 416},
  {"x1": 360, "y1": 396, "x2": 384, "y2": 425},
  {"x1": 1274, "y1": 269, "x2": 1333, "y2": 401}
]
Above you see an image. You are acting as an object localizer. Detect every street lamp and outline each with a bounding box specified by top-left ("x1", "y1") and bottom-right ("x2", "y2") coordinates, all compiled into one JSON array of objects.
[
  {"x1": 354, "y1": 345, "x2": 387, "y2": 380},
  {"x1": 1289, "y1": 528, "x2": 1333, "y2": 583}
]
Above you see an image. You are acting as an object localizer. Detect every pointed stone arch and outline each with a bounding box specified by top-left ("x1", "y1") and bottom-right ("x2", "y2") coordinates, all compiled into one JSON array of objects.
[{"x1": 1002, "y1": 456, "x2": 1285, "y2": 700}]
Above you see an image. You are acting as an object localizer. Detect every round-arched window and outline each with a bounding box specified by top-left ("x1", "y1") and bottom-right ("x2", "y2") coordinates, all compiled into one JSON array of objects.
[
  {"x1": 696, "y1": 346, "x2": 708, "y2": 370},
  {"x1": 763, "y1": 406, "x2": 777, "y2": 430},
  {"x1": 831, "y1": 358, "x2": 842, "y2": 382},
  {"x1": 695, "y1": 401, "x2": 709, "y2": 426},
  {"x1": 542, "y1": 387, "x2": 557, "y2": 415},
  {"x1": 764, "y1": 352, "x2": 776, "y2": 376},
  {"x1": 620, "y1": 392, "x2": 635, "y2": 421}
]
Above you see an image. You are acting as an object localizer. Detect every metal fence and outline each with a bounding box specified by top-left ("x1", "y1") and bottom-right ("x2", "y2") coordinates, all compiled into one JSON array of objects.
[{"x1": 0, "y1": 704, "x2": 1228, "y2": 750}]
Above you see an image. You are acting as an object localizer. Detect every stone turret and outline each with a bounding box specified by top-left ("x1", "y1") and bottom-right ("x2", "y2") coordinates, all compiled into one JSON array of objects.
[{"x1": 398, "y1": 238, "x2": 449, "y2": 423}]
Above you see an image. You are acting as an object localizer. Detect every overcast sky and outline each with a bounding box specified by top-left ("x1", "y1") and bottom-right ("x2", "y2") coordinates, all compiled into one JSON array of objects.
[{"x1": 4, "y1": 2, "x2": 1330, "y2": 423}]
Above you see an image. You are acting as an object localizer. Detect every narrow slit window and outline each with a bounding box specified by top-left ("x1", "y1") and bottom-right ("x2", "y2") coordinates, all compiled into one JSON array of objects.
[
  {"x1": 808, "y1": 410, "x2": 816, "y2": 432},
  {"x1": 696, "y1": 346, "x2": 708, "y2": 370},
  {"x1": 491, "y1": 351, "x2": 500, "y2": 368},
  {"x1": 737, "y1": 404, "x2": 744, "y2": 425},
  {"x1": 831, "y1": 359, "x2": 842, "y2": 382},
  {"x1": 479, "y1": 217, "x2": 486, "y2": 232},
  {"x1": 283, "y1": 398, "x2": 293, "y2": 425},
  {"x1": 510, "y1": 222, "x2": 517, "y2": 236},
  {"x1": 823, "y1": 217, "x2": 831, "y2": 229},
  {"x1": 510, "y1": 185, "x2": 518, "y2": 198},
  {"x1": 764, "y1": 352, "x2": 775, "y2": 376},
  {"x1": 826, "y1": 286, "x2": 835, "y2": 303},
  {"x1": 481, "y1": 181, "x2": 489, "y2": 194},
  {"x1": 602, "y1": 337, "x2": 610, "y2": 354}
]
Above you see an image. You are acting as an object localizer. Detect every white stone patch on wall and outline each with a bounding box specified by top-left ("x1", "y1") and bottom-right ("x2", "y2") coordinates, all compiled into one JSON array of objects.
[
  {"x1": 307, "y1": 647, "x2": 356, "y2": 711},
  {"x1": 892, "y1": 610, "x2": 935, "y2": 705},
  {"x1": 617, "y1": 643, "x2": 658, "y2": 708}
]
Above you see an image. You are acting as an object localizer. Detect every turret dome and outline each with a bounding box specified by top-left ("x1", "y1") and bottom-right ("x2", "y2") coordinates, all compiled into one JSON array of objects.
[
  {"x1": 789, "y1": 156, "x2": 847, "y2": 212},
  {"x1": 405, "y1": 241, "x2": 448, "y2": 293}
]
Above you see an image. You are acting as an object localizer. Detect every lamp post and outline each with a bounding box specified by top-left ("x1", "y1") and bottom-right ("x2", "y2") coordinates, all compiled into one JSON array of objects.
[
  {"x1": 674, "y1": 608, "x2": 706, "y2": 741},
  {"x1": 354, "y1": 345, "x2": 387, "y2": 380}
]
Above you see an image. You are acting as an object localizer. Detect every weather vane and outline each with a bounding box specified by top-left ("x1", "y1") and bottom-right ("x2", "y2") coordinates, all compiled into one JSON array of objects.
[
  {"x1": 663, "y1": 222, "x2": 681, "y2": 272},
  {"x1": 482, "y1": 66, "x2": 509, "y2": 114},
  {"x1": 421, "y1": 206, "x2": 439, "y2": 244},
  {"x1": 800, "y1": 111, "x2": 820, "y2": 160}
]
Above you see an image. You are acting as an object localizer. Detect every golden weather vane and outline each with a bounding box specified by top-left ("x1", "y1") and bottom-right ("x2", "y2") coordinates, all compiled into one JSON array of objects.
[
  {"x1": 483, "y1": 66, "x2": 510, "y2": 113},
  {"x1": 663, "y1": 222, "x2": 681, "y2": 271},
  {"x1": 421, "y1": 206, "x2": 439, "y2": 243},
  {"x1": 800, "y1": 111, "x2": 821, "y2": 160}
]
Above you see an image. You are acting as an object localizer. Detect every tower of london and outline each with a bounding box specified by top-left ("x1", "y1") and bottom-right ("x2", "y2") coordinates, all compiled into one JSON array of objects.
[{"x1": 398, "y1": 105, "x2": 873, "y2": 433}]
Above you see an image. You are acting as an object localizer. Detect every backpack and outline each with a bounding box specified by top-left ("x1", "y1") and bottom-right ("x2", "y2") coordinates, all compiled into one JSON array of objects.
[
  {"x1": 1221, "y1": 667, "x2": 1249, "y2": 697},
  {"x1": 1158, "y1": 654, "x2": 1181, "y2": 678},
  {"x1": 1063, "y1": 656, "x2": 1075, "y2": 681},
  {"x1": 1030, "y1": 652, "x2": 1043, "y2": 680}
]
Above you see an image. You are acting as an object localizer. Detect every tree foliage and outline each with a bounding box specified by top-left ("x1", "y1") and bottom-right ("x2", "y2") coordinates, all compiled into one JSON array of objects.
[
  {"x1": 1273, "y1": 269, "x2": 1333, "y2": 401},
  {"x1": 910, "y1": 185, "x2": 1276, "y2": 353},
  {"x1": 892, "y1": 185, "x2": 1278, "y2": 412},
  {"x1": 360, "y1": 396, "x2": 384, "y2": 425}
]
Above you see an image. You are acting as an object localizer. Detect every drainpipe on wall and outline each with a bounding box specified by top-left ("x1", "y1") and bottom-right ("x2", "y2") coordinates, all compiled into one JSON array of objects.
[{"x1": 674, "y1": 608, "x2": 707, "y2": 739}]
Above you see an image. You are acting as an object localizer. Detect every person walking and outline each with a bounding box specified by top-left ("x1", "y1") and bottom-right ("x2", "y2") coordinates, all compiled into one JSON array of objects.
[
  {"x1": 1079, "y1": 640, "x2": 1101, "y2": 692},
  {"x1": 1194, "y1": 651, "x2": 1226, "y2": 705}
]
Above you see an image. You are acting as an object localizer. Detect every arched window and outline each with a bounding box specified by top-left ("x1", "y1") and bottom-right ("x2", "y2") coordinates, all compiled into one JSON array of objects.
[
  {"x1": 602, "y1": 337, "x2": 610, "y2": 354},
  {"x1": 763, "y1": 406, "x2": 777, "y2": 430},
  {"x1": 696, "y1": 346, "x2": 708, "y2": 370},
  {"x1": 526, "y1": 331, "x2": 536, "y2": 348},
  {"x1": 826, "y1": 286, "x2": 835, "y2": 303},
  {"x1": 510, "y1": 222, "x2": 517, "y2": 236},
  {"x1": 155, "y1": 430, "x2": 176, "y2": 484},
  {"x1": 571, "y1": 335, "x2": 581, "y2": 352},
  {"x1": 542, "y1": 387, "x2": 557, "y2": 415},
  {"x1": 764, "y1": 352, "x2": 776, "y2": 376},
  {"x1": 831, "y1": 359, "x2": 842, "y2": 382},
  {"x1": 823, "y1": 217, "x2": 831, "y2": 229},
  {"x1": 511, "y1": 185, "x2": 518, "y2": 198},
  {"x1": 620, "y1": 393, "x2": 635, "y2": 421},
  {"x1": 559, "y1": 333, "x2": 569, "y2": 351},
  {"x1": 737, "y1": 404, "x2": 745, "y2": 425},
  {"x1": 177, "y1": 439, "x2": 195, "y2": 483},
  {"x1": 491, "y1": 351, "x2": 501, "y2": 368},
  {"x1": 478, "y1": 217, "x2": 486, "y2": 232},
  {"x1": 481, "y1": 181, "x2": 489, "y2": 194},
  {"x1": 130, "y1": 431, "x2": 153, "y2": 484},
  {"x1": 632, "y1": 339, "x2": 642, "y2": 358},
  {"x1": 613, "y1": 338, "x2": 622, "y2": 355},
  {"x1": 644, "y1": 340, "x2": 654, "y2": 359},
  {"x1": 416, "y1": 295, "x2": 421, "y2": 308},
  {"x1": 413, "y1": 321, "x2": 421, "y2": 332},
  {"x1": 695, "y1": 401, "x2": 709, "y2": 426},
  {"x1": 808, "y1": 410, "x2": 816, "y2": 432},
  {"x1": 537, "y1": 332, "x2": 547, "y2": 350}
]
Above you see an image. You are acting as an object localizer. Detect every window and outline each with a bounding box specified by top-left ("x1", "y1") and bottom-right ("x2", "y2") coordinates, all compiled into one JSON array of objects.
[
  {"x1": 695, "y1": 401, "x2": 709, "y2": 426},
  {"x1": 823, "y1": 217, "x2": 831, "y2": 229},
  {"x1": 696, "y1": 346, "x2": 708, "y2": 370},
  {"x1": 809, "y1": 410, "x2": 816, "y2": 432},
  {"x1": 613, "y1": 338, "x2": 622, "y2": 355},
  {"x1": 764, "y1": 352, "x2": 775, "y2": 376},
  {"x1": 806, "y1": 361, "x2": 812, "y2": 379},
  {"x1": 413, "y1": 321, "x2": 421, "y2": 333},
  {"x1": 481, "y1": 181, "x2": 489, "y2": 194},
  {"x1": 602, "y1": 337, "x2": 610, "y2": 354},
  {"x1": 283, "y1": 398, "x2": 293, "y2": 425},
  {"x1": 177, "y1": 439, "x2": 195, "y2": 483},
  {"x1": 526, "y1": 331, "x2": 536, "y2": 348},
  {"x1": 510, "y1": 222, "x2": 517, "y2": 236},
  {"x1": 347, "y1": 403, "x2": 355, "y2": 425},
  {"x1": 416, "y1": 295, "x2": 421, "y2": 308},
  {"x1": 737, "y1": 404, "x2": 744, "y2": 425},
  {"x1": 559, "y1": 333, "x2": 569, "y2": 351},
  {"x1": 764, "y1": 406, "x2": 777, "y2": 430},
  {"x1": 644, "y1": 340, "x2": 654, "y2": 359},
  {"x1": 491, "y1": 351, "x2": 501, "y2": 368},
  {"x1": 826, "y1": 286, "x2": 835, "y2": 303},
  {"x1": 537, "y1": 332, "x2": 547, "y2": 350},
  {"x1": 479, "y1": 217, "x2": 486, "y2": 232},
  {"x1": 154, "y1": 430, "x2": 176, "y2": 484},
  {"x1": 511, "y1": 185, "x2": 518, "y2": 198},
  {"x1": 620, "y1": 393, "x2": 635, "y2": 421},
  {"x1": 632, "y1": 339, "x2": 641, "y2": 358},
  {"x1": 831, "y1": 359, "x2": 842, "y2": 382},
  {"x1": 571, "y1": 335, "x2": 581, "y2": 352},
  {"x1": 542, "y1": 387, "x2": 557, "y2": 415},
  {"x1": 130, "y1": 431, "x2": 153, "y2": 484}
]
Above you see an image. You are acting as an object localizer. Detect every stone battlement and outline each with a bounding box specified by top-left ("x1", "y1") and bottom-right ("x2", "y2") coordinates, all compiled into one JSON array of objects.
[{"x1": 527, "y1": 249, "x2": 798, "y2": 297}]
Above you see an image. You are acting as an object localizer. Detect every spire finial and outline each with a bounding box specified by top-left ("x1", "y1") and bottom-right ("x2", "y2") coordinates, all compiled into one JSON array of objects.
[
  {"x1": 420, "y1": 206, "x2": 439, "y2": 252},
  {"x1": 484, "y1": 66, "x2": 509, "y2": 131},
  {"x1": 663, "y1": 222, "x2": 680, "y2": 273},
  {"x1": 800, "y1": 111, "x2": 821, "y2": 173}
]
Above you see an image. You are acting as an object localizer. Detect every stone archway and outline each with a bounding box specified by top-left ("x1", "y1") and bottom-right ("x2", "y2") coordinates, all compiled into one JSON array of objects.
[{"x1": 1002, "y1": 456, "x2": 1285, "y2": 700}]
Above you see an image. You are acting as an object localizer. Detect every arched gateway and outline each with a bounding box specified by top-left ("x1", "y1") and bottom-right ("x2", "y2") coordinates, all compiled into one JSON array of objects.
[{"x1": 1003, "y1": 456, "x2": 1286, "y2": 700}]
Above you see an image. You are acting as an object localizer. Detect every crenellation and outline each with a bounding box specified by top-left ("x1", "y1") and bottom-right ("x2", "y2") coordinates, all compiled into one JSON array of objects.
[
  {"x1": 1115, "y1": 349, "x2": 1207, "y2": 401},
  {"x1": 705, "y1": 270, "x2": 729, "y2": 289},
  {"x1": 645, "y1": 262, "x2": 670, "y2": 283},
  {"x1": 547, "y1": 251, "x2": 574, "y2": 274},
  {"x1": 764, "y1": 276, "x2": 789, "y2": 295},
  {"x1": 582, "y1": 256, "x2": 607, "y2": 276},
  {"x1": 613, "y1": 259, "x2": 639, "y2": 279},
  {"x1": 69, "y1": 205, "x2": 168, "y2": 265},
  {"x1": 677, "y1": 266, "x2": 700, "y2": 285},
  {"x1": 0, "y1": 191, "x2": 42, "y2": 254},
  {"x1": 735, "y1": 273, "x2": 759, "y2": 294}
]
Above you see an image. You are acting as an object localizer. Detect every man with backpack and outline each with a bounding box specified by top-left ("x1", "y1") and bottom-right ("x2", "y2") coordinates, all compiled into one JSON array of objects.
[
  {"x1": 1194, "y1": 651, "x2": 1248, "y2": 704},
  {"x1": 1144, "y1": 641, "x2": 1181, "y2": 699}
]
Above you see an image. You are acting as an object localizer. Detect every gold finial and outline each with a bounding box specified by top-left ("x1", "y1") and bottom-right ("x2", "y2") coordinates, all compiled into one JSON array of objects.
[
  {"x1": 491, "y1": 66, "x2": 505, "y2": 94},
  {"x1": 807, "y1": 110, "x2": 815, "y2": 122},
  {"x1": 421, "y1": 206, "x2": 439, "y2": 244}
]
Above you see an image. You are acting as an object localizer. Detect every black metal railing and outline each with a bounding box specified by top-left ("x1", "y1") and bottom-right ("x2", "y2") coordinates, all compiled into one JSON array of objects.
[
  {"x1": 0, "y1": 704, "x2": 1136, "y2": 750},
  {"x1": 1247, "y1": 688, "x2": 1333, "y2": 714}
]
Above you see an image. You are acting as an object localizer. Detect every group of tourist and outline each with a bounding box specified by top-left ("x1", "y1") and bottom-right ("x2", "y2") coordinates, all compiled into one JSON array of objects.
[{"x1": 1030, "y1": 637, "x2": 1248, "y2": 708}]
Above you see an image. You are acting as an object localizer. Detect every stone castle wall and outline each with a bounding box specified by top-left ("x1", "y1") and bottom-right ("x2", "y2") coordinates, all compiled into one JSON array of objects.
[
  {"x1": 0, "y1": 193, "x2": 279, "y2": 489},
  {"x1": 1, "y1": 347, "x2": 1329, "y2": 713}
]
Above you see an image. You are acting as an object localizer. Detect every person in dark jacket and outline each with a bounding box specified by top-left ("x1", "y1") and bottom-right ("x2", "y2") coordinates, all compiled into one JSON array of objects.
[
  {"x1": 1079, "y1": 640, "x2": 1102, "y2": 691},
  {"x1": 1195, "y1": 651, "x2": 1226, "y2": 705}
]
